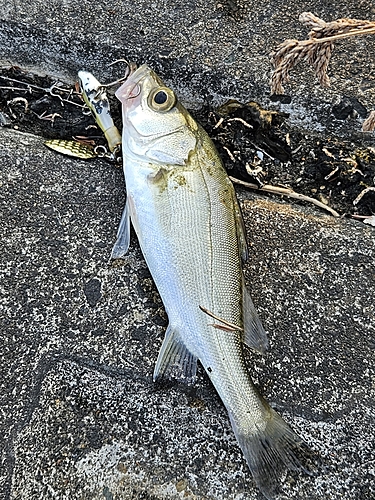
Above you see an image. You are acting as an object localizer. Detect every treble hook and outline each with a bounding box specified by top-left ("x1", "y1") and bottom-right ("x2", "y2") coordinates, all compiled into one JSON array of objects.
[{"x1": 102, "y1": 59, "x2": 138, "y2": 87}]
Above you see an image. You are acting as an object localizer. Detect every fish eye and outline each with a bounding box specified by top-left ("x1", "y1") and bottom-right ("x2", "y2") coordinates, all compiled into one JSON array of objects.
[
  {"x1": 148, "y1": 86, "x2": 176, "y2": 112},
  {"x1": 154, "y1": 91, "x2": 168, "y2": 104}
]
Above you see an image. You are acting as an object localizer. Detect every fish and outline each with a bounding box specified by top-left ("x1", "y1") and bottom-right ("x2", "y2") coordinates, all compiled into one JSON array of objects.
[{"x1": 113, "y1": 64, "x2": 305, "y2": 499}]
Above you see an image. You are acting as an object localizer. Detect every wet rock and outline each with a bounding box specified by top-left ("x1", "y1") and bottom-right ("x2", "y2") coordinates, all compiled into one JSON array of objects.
[
  {"x1": 332, "y1": 96, "x2": 368, "y2": 120},
  {"x1": 84, "y1": 278, "x2": 102, "y2": 307}
]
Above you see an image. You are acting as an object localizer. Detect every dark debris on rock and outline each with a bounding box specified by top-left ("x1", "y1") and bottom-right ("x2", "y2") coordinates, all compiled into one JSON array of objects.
[{"x1": 1, "y1": 67, "x2": 375, "y2": 217}]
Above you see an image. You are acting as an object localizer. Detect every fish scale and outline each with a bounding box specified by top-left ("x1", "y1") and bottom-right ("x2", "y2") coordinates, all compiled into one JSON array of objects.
[{"x1": 111, "y1": 63, "x2": 307, "y2": 499}]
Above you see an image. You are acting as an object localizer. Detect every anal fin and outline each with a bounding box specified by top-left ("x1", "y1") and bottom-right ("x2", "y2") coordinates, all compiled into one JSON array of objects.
[
  {"x1": 243, "y1": 283, "x2": 269, "y2": 354},
  {"x1": 153, "y1": 324, "x2": 197, "y2": 385},
  {"x1": 111, "y1": 199, "x2": 130, "y2": 259}
]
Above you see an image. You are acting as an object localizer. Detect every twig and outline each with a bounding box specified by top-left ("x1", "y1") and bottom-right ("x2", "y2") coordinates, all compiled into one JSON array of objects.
[
  {"x1": 213, "y1": 117, "x2": 224, "y2": 129},
  {"x1": 223, "y1": 146, "x2": 236, "y2": 162},
  {"x1": 229, "y1": 176, "x2": 340, "y2": 217},
  {"x1": 324, "y1": 166, "x2": 340, "y2": 180},
  {"x1": 199, "y1": 305, "x2": 243, "y2": 332},
  {"x1": 296, "y1": 27, "x2": 375, "y2": 45},
  {"x1": 227, "y1": 117, "x2": 254, "y2": 129},
  {"x1": 352, "y1": 214, "x2": 375, "y2": 227},
  {"x1": 353, "y1": 187, "x2": 375, "y2": 205}
]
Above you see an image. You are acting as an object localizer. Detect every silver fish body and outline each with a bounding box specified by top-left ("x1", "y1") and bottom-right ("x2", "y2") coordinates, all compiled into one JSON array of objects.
[{"x1": 114, "y1": 64, "x2": 304, "y2": 499}]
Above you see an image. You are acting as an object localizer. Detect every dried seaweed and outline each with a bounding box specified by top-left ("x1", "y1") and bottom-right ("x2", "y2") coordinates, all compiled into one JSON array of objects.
[
  {"x1": 362, "y1": 110, "x2": 375, "y2": 132},
  {"x1": 270, "y1": 12, "x2": 375, "y2": 95}
]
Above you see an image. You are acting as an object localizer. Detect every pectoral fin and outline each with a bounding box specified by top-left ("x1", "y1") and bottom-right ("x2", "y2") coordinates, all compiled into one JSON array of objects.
[
  {"x1": 111, "y1": 199, "x2": 131, "y2": 259},
  {"x1": 153, "y1": 324, "x2": 197, "y2": 384},
  {"x1": 243, "y1": 283, "x2": 269, "y2": 354}
]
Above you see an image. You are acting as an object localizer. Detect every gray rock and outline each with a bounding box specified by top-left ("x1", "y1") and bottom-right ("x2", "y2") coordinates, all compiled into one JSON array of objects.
[
  {"x1": 1, "y1": 128, "x2": 374, "y2": 499},
  {"x1": 1, "y1": 0, "x2": 375, "y2": 498}
]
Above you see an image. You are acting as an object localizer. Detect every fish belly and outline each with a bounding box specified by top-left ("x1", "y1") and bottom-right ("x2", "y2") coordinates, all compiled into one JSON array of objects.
[{"x1": 125, "y1": 158, "x2": 239, "y2": 343}]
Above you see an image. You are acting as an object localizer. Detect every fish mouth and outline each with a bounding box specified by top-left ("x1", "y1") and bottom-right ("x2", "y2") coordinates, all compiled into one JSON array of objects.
[
  {"x1": 115, "y1": 64, "x2": 155, "y2": 102},
  {"x1": 122, "y1": 64, "x2": 152, "y2": 87}
]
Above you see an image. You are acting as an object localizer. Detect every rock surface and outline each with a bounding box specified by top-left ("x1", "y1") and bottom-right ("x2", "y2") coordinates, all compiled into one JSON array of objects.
[
  {"x1": 1, "y1": 1, "x2": 375, "y2": 499},
  {"x1": 1, "y1": 128, "x2": 374, "y2": 500}
]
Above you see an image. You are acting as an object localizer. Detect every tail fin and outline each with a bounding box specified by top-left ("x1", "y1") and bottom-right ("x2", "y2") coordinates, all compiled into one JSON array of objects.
[{"x1": 229, "y1": 406, "x2": 307, "y2": 500}]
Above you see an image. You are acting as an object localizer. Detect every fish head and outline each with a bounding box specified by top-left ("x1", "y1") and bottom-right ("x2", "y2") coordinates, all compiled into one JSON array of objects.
[{"x1": 115, "y1": 64, "x2": 197, "y2": 165}]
